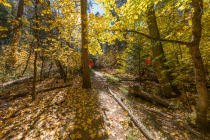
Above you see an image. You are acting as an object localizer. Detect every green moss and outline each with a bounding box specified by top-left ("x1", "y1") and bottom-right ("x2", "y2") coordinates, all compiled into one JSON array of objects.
[
  {"x1": 103, "y1": 73, "x2": 120, "y2": 84},
  {"x1": 127, "y1": 134, "x2": 134, "y2": 140},
  {"x1": 119, "y1": 86, "x2": 128, "y2": 94}
]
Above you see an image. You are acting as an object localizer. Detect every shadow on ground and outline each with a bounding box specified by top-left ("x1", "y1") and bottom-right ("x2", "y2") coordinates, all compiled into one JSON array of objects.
[{"x1": 0, "y1": 77, "x2": 108, "y2": 140}]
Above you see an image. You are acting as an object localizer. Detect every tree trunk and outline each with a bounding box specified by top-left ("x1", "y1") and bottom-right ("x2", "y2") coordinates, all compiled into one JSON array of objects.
[
  {"x1": 172, "y1": 43, "x2": 180, "y2": 65},
  {"x1": 32, "y1": 51, "x2": 37, "y2": 101},
  {"x1": 146, "y1": 4, "x2": 175, "y2": 98},
  {"x1": 48, "y1": 62, "x2": 53, "y2": 78},
  {"x1": 22, "y1": 49, "x2": 32, "y2": 76},
  {"x1": 6, "y1": 0, "x2": 25, "y2": 71},
  {"x1": 138, "y1": 40, "x2": 141, "y2": 86},
  {"x1": 31, "y1": 0, "x2": 40, "y2": 101},
  {"x1": 55, "y1": 60, "x2": 67, "y2": 82},
  {"x1": 138, "y1": 49, "x2": 141, "y2": 84},
  {"x1": 40, "y1": 57, "x2": 45, "y2": 81},
  {"x1": 80, "y1": 0, "x2": 91, "y2": 88},
  {"x1": 190, "y1": 0, "x2": 208, "y2": 131}
]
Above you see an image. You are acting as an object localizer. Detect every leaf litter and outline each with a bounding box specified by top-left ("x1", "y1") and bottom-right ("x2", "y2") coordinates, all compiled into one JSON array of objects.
[{"x1": 0, "y1": 75, "x2": 144, "y2": 139}]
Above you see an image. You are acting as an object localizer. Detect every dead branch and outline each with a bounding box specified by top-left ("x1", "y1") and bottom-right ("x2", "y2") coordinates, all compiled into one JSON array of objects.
[
  {"x1": 0, "y1": 68, "x2": 57, "y2": 90},
  {"x1": 0, "y1": 76, "x2": 33, "y2": 89},
  {"x1": 108, "y1": 88, "x2": 155, "y2": 140},
  {"x1": 0, "y1": 83, "x2": 71, "y2": 101}
]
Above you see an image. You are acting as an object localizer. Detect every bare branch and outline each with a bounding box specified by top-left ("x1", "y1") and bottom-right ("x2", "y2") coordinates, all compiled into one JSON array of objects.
[{"x1": 111, "y1": 29, "x2": 190, "y2": 45}]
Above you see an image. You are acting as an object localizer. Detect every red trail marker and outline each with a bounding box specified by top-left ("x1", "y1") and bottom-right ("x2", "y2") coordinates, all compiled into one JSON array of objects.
[
  {"x1": 89, "y1": 61, "x2": 95, "y2": 67},
  {"x1": 145, "y1": 59, "x2": 151, "y2": 64}
]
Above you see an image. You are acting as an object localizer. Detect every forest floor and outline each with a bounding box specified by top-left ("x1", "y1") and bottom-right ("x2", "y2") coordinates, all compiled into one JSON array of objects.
[
  {"x1": 97, "y1": 69, "x2": 210, "y2": 140},
  {"x1": 0, "y1": 72, "x2": 144, "y2": 140},
  {"x1": 0, "y1": 71, "x2": 209, "y2": 140}
]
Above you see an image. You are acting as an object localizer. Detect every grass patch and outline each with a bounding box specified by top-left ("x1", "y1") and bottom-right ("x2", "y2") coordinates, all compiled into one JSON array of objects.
[
  {"x1": 127, "y1": 133, "x2": 134, "y2": 140},
  {"x1": 103, "y1": 73, "x2": 120, "y2": 85},
  {"x1": 119, "y1": 86, "x2": 128, "y2": 95}
]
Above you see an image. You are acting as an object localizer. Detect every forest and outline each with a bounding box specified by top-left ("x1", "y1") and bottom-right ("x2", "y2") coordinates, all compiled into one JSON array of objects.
[{"x1": 0, "y1": 0, "x2": 209, "y2": 139}]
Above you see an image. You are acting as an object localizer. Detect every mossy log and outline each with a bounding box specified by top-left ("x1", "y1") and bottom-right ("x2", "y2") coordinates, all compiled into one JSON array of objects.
[{"x1": 129, "y1": 86, "x2": 172, "y2": 107}]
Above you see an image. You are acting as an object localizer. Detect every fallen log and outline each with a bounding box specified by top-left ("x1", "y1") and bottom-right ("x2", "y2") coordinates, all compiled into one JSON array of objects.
[
  {"x1": 0, "y1": 68, "x2": 58, "y2": 90},
  {"x1": 0, "y1": 83, "x2": 71, "y2": 100},
  {"x1": 129, "y1": 86, "x2": 172, "y2": 108},
  {"x1": 108, "y1": 88, "x2": 155, "y2": 140},
  {"x1": 119, "y1": 79, "x2": 137, "y2": 82},
  {"x1": 0, "y1": 76, "x2": 33, "y2": 89},
  {"x1": 119, "y1": 78, "x2": 158, "y2": 82}
]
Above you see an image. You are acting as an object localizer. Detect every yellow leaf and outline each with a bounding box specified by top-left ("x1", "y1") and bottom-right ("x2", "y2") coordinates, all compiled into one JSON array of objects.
[
  {"x1": 134, "y1": 15, "x2": 138, "y2": 19},
  {"x1": 25, "y1": 1, "x2": 32, "y2": 6},
  {"x1": 9, "y1": 107, "x2": 14, "y2": 112},
  {"x1": 124, "y1": 111, "x2": 128, "y2": 115},
  {"x1": 184, "y1": 132, "x2": 189, "y2": 138},
  {"x1": 75, "y1": 132, "x2": 82, "y2": 138},
  {"x1": 87, "y1": 118, "x2": 92, "y2": 125},
  {"x1": 106, "y1": 130, "x2": 111, "y2": 135},
  {"x1": 171, "y1": 132, "x2": 176, "y2": 136},
  {"x1": 90, "y1": 133, "x2": 96, "y2": 139},
  {"x1": 2, "y1": 2, "x2": 11, "y2": 7},
  {"x1": 0, "y1": 26, "x2": 8, "y2": 31},
  {"x1": 89, "y1": 129, "x2": 93, "y2": 134},
  {"x1": 70, "y1": 134, "x2": 75, "y2": 139}
]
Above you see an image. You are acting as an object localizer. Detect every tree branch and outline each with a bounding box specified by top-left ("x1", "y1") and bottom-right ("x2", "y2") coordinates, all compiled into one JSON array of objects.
[{"x1": 111, "y1": 29, "x2": 190, "y2": 45}]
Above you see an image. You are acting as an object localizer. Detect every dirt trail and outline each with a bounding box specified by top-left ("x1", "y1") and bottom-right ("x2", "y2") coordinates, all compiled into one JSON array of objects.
[{"x1": 93, "y1": 71, "x2": 145, "y2": 140}]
